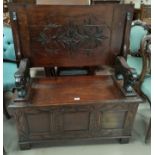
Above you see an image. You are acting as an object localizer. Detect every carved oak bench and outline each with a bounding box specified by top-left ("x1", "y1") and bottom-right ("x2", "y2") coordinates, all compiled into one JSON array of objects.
[{"x1": 8, "y1": 3, "x2": 142, "y2": 149}]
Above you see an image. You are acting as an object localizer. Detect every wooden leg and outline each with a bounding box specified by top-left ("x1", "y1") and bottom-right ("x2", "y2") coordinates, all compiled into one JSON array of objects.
[
  {"x1": 145, "y1": 118, "x2": 151, "y2": 143},
  {"x1": 19, "y1": 143, "x2": 31, "y2": 150},
  {"x1": 119, "y1": 138, "x2": 129, "y2": 144}
]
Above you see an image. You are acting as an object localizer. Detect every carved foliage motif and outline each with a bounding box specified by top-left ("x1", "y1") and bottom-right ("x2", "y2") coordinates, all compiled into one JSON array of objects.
[{"x1": 37, "y1": 17, "x2": 110, "y2": 55}]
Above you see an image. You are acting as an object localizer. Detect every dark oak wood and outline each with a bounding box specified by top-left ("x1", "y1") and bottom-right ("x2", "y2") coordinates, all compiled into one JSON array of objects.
[
  {"x1": 133, "y1": 8, "x2": 141, "y2": 20},
  {"x1": 14, "y1": 58, "x2": 30, "y2": 100},
  {"x1": 11, "y1": 75, "x2": 141, "y2": 106},
  {"x1": 9, "y1": 4, "x2": 133, "y2": 67},
  {"x1": 8, "y1": 3, "x2": 142, "y2": 149},
  {"x1": 33, "y1": 0, "x2": 90, "y2": 76},
  {"x1": 10, "y1": 87, "x2": 141, "y2": 149}
]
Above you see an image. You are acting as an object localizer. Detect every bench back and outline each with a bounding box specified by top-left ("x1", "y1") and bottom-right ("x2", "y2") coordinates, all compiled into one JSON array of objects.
[{"x1": 9, "y1": 4, "x2": 133, "y2": 67}]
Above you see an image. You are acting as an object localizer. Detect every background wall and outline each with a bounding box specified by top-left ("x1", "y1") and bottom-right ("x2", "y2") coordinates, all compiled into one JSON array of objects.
[{"x1": 124, "y1": 0, "x2": 151, "y2": 8}]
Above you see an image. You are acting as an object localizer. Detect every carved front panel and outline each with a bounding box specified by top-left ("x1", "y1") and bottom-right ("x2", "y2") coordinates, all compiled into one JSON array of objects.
[
  {"x1": 13, "y1": 102, "x2": 138, "y2": 143},
  {"x1": 13, "y1": 105, "x2": 96, "y2": 140}
]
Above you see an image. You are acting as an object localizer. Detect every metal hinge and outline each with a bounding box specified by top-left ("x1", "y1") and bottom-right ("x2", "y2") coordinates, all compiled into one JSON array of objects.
[{"x1": 12, "y1": 11, "x2": 17, "y2": 21}]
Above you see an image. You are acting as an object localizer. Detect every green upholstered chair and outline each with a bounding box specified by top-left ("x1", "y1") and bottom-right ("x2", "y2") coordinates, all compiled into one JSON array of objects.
[
  {"x1": 139, "y1": 35, "x2": 151, "y2": 143},
  {"x1": 3, "y1": 25, "x2": 17, "y2": 118},
  {"x1": 127, "y1": 20, "x2": 150, "y2": 77},
  {"x1": 141, "y1": 77, "x2": 151, "y2": 101}
]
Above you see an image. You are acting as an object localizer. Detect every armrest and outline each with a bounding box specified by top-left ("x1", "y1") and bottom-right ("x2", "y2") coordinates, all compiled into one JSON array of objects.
[
  {"x1": 115, "y1": 56, "x2": 137, "y2": 93},
  {"x1": 14, "y1": 58, "x2": 30, "y2": 98}
]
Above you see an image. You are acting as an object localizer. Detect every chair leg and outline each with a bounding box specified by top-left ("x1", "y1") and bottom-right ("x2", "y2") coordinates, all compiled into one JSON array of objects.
[{"x1": 145, "y1": 118, "x2": 151, "y2": 143}]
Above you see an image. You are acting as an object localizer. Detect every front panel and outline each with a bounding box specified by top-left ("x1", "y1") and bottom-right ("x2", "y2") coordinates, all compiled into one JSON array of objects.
[{"x1": 13, "y1": 102, "x2": 138, "y2": 142}]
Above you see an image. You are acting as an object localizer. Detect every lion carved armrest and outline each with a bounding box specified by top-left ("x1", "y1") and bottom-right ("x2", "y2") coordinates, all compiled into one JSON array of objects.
[
  {"x1": 14, "y1": 58, "x2": 30, "y2": 100},
  {"x1": 115, "y1": 56, "x2": 137, "y2": 95}
]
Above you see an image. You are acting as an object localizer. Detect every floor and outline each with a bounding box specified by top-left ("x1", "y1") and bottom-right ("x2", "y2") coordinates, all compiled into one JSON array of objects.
[{"x1": 3, "y1": 68, "x2": 151, "y2": 155}]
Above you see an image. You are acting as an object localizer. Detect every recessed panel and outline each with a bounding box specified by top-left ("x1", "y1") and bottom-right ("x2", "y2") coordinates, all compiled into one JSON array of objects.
[
  {"x1": 27, "y1": 113, "x2": 50, "y2": 133},
  {"x1": 102, "y1": 111, "x2": 126, "y2": 129},
  {"x1": 63, "y1": 112, "x2": 89, "y2": 131}
]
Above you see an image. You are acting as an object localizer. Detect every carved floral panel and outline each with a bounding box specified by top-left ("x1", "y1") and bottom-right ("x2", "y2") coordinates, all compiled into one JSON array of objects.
[{"x1": 36, "y1": 15, "x2": 110, "y2": 55}]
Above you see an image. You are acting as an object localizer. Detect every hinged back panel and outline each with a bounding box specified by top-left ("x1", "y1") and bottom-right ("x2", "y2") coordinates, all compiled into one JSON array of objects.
[{"x1": 9, "y1": 4, "x2": 133, "y2": 67}]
